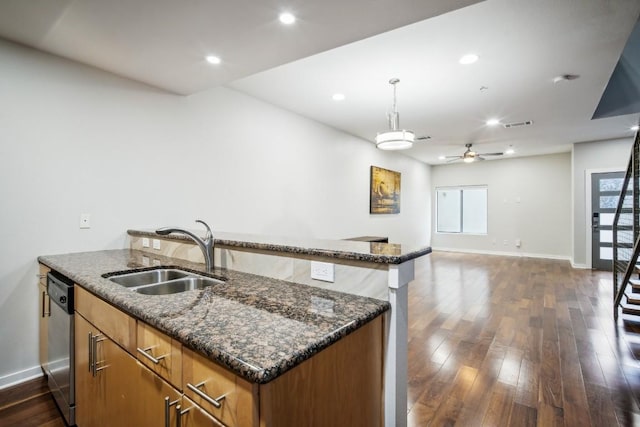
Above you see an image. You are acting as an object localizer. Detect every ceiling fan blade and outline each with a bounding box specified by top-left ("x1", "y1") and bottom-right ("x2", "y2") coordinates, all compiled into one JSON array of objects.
[
  {"x1": 447, "y1": 158, "x2": 461, "y2": 163},
  {"x1": 416, "y1": 135, "x2": 431, "y2": 141},
  {"x1": 476, "y1": 156, "x2": 486, "y2": 161},
  {"x1": 444, "y1": 155, "x2": 462, "y2": 159},
  {"x1": 478, "y1": 152, "x2": 503, "y2": 156}
]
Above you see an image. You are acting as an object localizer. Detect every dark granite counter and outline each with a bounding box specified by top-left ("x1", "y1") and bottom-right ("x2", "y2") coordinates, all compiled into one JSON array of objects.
[
  {"x1": 128, "y1": 229, "x2": 432, "y2": 264},
  {"x1": 38, "y1": 249, "x2": 389, "y2": 384}
]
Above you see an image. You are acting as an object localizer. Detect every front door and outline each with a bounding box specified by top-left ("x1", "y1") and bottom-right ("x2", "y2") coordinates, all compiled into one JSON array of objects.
[{"x1": 591, "y1": 171, "x2": 626, "y2": 271}]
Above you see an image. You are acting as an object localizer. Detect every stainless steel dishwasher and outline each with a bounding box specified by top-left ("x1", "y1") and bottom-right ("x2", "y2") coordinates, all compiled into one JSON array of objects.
[{"x1": 47, "y1": 271, "x2": 75, "y2": 426}]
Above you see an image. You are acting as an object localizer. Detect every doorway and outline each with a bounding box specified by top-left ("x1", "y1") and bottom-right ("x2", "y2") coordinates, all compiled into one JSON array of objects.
[{"x1": 591, "y1": 171, "x2": 626, "y2": 271}]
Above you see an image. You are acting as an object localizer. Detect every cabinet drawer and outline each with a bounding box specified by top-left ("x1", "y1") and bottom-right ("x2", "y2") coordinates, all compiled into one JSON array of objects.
[
  {"x1": 183, "y1": 347, "x2": 258, "y2": 427},
  {"x1": 75, "y1": 286, "x2": 137, "y2": 354},
  {"x1": 137, "y1": 322, "x2": 182, "y2": 389}
]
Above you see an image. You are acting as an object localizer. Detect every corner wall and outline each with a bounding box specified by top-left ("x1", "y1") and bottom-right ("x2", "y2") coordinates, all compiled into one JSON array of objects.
[
  {"x1": 0, "y1": 39, "x2": 431, "y2": 386},
  {"x1": 431, "y1": 153, "x2": 571, "y2": 259}
]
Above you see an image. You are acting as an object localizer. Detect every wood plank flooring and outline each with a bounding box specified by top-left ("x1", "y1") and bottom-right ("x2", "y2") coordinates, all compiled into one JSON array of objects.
[
  {"x1": 3, "y1": 251, "x2": 640, "y2": 426},
  {"x1": 0, "y1": 375, "x2": 64, "y2": 426},
  {"x1": 408, "y1": 251, "x2": 640, "y2": 426}
]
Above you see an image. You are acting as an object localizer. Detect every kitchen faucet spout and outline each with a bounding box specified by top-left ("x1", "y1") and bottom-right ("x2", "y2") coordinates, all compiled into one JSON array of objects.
[{"x1": 156, "y1": 219, "x2": 215, "y2": 272}]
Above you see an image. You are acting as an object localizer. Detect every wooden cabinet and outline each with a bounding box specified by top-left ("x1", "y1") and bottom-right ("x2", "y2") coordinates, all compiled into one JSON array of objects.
[
  {"x1": 137, "y1": 322, "x2": 182, "y2": 389},
  {"x1": 37, "y1": 264, "x2": 50, "y2": 371},
  {"x1": 75, "y1": 313, "x2": 138, "y2": 427},
  {"x1": 183, "y1": 347, "x2": 258, "y2": 427},
  {"x1": 75, "y1": 286, "x2": 136, "y2": 354},
  {"x1": 73, "y1": 286, "x2": 383, "y2": 427},
  {"x1": 137, "y1": 361, "x2": 182, "y2": 427}
]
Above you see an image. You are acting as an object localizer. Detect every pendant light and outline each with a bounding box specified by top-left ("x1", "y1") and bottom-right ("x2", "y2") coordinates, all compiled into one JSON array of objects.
[{"x1": 375, "y1": 78, "x2": 415, "y2": 150}]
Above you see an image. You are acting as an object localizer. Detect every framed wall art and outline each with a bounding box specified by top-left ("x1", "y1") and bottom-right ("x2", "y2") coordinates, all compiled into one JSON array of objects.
[{"x1": 370, "y1": 166, "x2": 401, "y2": 214}]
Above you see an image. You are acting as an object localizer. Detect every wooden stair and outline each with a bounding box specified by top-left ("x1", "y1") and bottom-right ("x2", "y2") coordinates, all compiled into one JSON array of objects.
[{"x1": 621, "y1": 279, "x2": 640, "y2": 315}]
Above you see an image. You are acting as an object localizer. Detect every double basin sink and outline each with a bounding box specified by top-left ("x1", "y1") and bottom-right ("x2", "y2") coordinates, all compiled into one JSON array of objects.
[{"x1": 104, "y1": 268, "x2": 224, "y2": 295}]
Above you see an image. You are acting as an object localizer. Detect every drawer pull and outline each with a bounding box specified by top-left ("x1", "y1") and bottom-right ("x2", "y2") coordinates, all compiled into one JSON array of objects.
[
  {"x1": 137, "y1": 346, "x2": 167, "y2": 365},
  {"x1": 187, "y1": 382, "x2": 226, "y2": 409},
  {"x1": 42, "y1": 292, "x2": 50, "y2": 317},
  {"x1": 176, "y1": 403, "x2": 226, "y2": 427},
  {"x1": 164, "y1": 396, "x2": 179, "y2": 427}
]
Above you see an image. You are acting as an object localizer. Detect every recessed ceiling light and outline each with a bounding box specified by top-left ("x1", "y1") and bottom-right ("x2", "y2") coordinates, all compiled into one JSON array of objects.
[
  {"x1": 205, "y1": 55, "x2": 221, "y2": 65},
  {"x1": 459, "y1": 54, "x2": 479, "y2": 65},
  {"x1": 332, "y1": 93, "x2": 345, "y2": 101},
  {"x1": 486, "y1": 118, "x2": 500, "y2": 126},
  {"x1": 279, "y1": 12, "x2": 296, "y2": 24},
  {"x1": 438, "y1": 155, "x2": 446, "y2": 160},
  {"x1": 631, "y1": 125, "x2": 639, "y2": 131},
  {"x1": 505, "y1": 148, "x2": 515, "y2": 155}
]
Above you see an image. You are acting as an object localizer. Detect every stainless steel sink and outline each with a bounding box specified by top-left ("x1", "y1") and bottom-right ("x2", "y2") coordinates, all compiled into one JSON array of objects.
[
  {"x1": 105, "y1": 268, "x2": 224, "y2": 295},
  {"x1": 108, "y1": 269, "x2": 191, "y2": 287},
  {"x1": 135, "y1": 277, "x2": 222, "y2": 295}
]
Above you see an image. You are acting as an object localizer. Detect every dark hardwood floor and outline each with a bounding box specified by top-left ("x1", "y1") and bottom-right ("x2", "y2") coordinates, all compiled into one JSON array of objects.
[
  {"x1": 408, "y1": 251, "x2": 640, "y2": 426},
  {"x1": 0, "y1": 375, "x2": 64, "y2": 426},
  {"x1": 3, "y1": 251, "x2": 640, "y2": 426}
]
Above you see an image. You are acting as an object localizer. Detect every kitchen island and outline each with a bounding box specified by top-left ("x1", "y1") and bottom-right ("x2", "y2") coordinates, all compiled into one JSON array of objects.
[
  {"x1": 39, "y1": 249, "x2": 390, "y2": 426},
  {"x1": 128, "y1": 229, "x2": 432, "y2": 427}
]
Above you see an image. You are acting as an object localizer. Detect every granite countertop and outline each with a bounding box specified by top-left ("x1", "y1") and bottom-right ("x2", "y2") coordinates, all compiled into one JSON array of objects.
[
  {"x1": 128, "y1": 229, "x2": 432, "y2": 264},
  {"x1": 38, "y1": 249, "x2": 389, "y2": 384}
]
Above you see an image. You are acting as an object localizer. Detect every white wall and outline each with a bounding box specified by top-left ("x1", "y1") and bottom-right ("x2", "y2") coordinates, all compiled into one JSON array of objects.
[
  {"x1": 572, "y1": 138, "x2": 633, "y2": 267},
  {"x1": 431, "y1": 153, "x2": 571, "y2": 259},
  {"x1": 0, "y1": 39, "x2": 431, "y2": 386}
]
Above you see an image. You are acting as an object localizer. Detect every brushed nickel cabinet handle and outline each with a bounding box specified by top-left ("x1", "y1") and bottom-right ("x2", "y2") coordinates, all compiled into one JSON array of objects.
[
  {"x1": 186, "y1": 382, "x2": 226, "y2": 409},
  {"x1": 137, "y1": 346, "x2": 167, "y2": 365},
  {"x1": 88, "y1": 333, "x2": 93, "y2": 373},
  {"x1": 177, "y1": 402, "x2": 226, "y2": 427},
  {"x1": 41, "y1": 292, "x2": 50, "y2": 317},
  {"x1": 92, "y1": 335, "x2": 105, "y2": 377},
  {"x1": 164, "y1": 396, "x2": 179, "y2": 427}
]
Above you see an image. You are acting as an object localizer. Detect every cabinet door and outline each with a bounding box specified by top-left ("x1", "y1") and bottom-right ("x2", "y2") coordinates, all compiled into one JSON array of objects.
[
  {"x1": 38, "y1": 264, "x2": 50, "y2": 370},
  {"x1": 75, "y1": 314, "x2": 139, "y2": 427},
  {"x1": 37, "y1": 281, "x2": 50, "y2": 370},
  {"x1": 137, "y1": 361, "x2": 182, "y2": 427},
  {"x1": 75, "y1": 314, "x2": 108, "y2": 427}
]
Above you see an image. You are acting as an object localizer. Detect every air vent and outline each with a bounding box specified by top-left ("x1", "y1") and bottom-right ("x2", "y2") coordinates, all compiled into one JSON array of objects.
[{"x1": 503, "y1": 120, "x2": 533, "y2": 129}]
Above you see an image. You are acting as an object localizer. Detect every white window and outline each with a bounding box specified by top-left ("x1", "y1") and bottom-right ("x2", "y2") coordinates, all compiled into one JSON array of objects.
[{"x1": 436, "y1": 186, "x2": 487, "y2": 234}]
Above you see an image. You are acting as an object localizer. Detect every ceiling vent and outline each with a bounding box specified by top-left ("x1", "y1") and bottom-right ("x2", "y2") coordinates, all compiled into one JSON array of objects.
[{"x1": 503, "y1": 120, "x2": 533, "y2": 129}]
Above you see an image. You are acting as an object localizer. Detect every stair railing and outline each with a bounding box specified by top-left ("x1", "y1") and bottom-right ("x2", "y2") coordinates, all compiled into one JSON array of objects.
[{"x1": 613, "y1": 131, "x2": 640, "y2": 319}]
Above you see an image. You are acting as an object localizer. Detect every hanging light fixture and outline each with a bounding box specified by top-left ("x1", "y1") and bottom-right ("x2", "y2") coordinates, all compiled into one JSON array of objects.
[{"x1": 375, "y1": 78, "x2": 415, "y2": 150}]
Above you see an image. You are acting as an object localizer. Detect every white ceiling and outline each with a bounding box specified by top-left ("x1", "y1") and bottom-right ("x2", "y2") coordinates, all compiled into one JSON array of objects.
[{"x1": 1, "y1": 0, "x2": 639, "y2": 165}]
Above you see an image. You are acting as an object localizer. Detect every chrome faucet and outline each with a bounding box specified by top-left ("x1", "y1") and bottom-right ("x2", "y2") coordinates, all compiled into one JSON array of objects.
[{"x1": 156, "y1": 219, "x2": 215, "y2": 272}]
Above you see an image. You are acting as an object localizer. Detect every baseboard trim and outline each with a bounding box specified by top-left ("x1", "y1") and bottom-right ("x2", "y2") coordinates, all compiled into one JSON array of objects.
[
  {"x1": 431, "y1": 247, "x2": 571, "y2": 262},
  {"x1": 0, "y1": 366, "x2": 43, "y2": 390},
  {"x1": 570, "y1": 262, "x2": 591, "y2": 269}
]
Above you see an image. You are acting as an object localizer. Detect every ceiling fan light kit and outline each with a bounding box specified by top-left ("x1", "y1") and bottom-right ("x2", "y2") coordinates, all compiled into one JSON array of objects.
[
  {"x1": 375, "y1": 78, "x2": 415, "y2": 150},
  {"x1": 446, "y1": 143, "x2": 504, "y2": 163}
]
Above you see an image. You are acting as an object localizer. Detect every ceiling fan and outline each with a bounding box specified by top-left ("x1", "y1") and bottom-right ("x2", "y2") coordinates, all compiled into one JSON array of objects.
[{"x1": 445, "y1": 143, "x2": 503, "y2": 163}]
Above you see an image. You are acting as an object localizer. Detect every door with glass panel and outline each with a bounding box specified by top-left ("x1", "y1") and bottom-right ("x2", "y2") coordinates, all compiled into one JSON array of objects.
[{"x1": 591, "y1": 172, "x2": 626, "y2": 271}]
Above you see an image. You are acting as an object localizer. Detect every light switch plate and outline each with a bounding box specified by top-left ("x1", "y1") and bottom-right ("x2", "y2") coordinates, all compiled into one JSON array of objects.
[
  {"x1": 152, "y1": 239, "x2": 161, "y2": 250},
  {"x1": 311, "y1": 261, "x2": 335, "y2": 282},
  {"x1": 142, "y1": 238, "x2": 150, "y2": 248}
]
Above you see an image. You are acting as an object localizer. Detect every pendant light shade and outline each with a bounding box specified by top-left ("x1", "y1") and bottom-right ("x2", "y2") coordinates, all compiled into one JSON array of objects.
[{"x1": 375, "y1": 78, "x2": 414, "y2": 150}]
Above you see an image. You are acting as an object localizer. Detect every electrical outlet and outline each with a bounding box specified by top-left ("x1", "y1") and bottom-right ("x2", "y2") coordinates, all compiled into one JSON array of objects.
[
  {"x1": 311, "y1": 261, "x2": 335, "y2": 282},
  {"x1": 142, "y1": 256, "x2": 150, "y2": 266},
  {"x1": 142, "y1": 238, "x2": 150, "y2": 248},
  {"x1": 79, "y1": 213, "x2": 91, "y2": 229},
  {"x1": 152, "y1": 239, "x2": 161, "y2": 250},
  {"x1": 515, "y1": 239, "x2": 521, "y2": 248}
]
